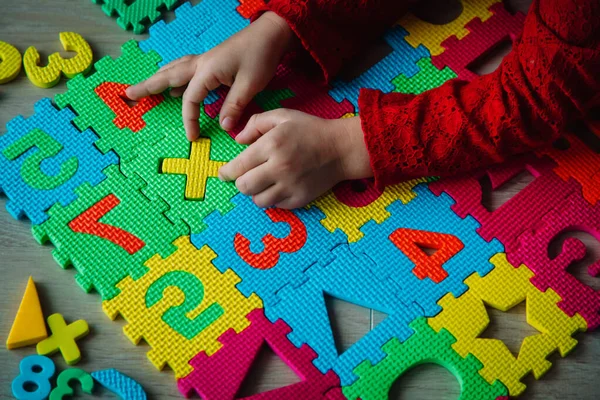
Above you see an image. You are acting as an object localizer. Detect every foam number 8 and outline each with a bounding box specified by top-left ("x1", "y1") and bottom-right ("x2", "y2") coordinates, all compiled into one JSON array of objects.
[
  {"x1": 23, "y1": 32, "x2": 93, "y2": 88},
  {"x1": 11, "y1": 355, "x2": 56, "y2": 400},
  {"x1": 0, "y1": 40, "x2": 22, "y2": 84},
  {"x1": 2, "y1": 128, "x2": 78, "y2": 190},
  {"x1": 49, "y1": 368, "x2": 94, "y2": 400},
  {"x1": 145, "y1": 271, "x2": 224, "y2": 340}
]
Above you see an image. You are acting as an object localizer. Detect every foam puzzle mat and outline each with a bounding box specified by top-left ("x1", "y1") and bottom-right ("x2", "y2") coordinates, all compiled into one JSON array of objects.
[{"x1": 1, "y1": 0, "x2": 599, "y2": 398}]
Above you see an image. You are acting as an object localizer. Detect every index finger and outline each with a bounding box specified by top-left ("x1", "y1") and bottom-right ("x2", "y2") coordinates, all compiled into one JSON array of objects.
[{"x1": 126, "y1": 61, "x2": 195, "y2": 100}]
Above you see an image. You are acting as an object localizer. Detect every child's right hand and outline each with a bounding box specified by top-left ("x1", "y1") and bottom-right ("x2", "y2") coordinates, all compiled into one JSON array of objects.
[{"x1": 126, "y1": 11, "x2": 294, "y2": 141}]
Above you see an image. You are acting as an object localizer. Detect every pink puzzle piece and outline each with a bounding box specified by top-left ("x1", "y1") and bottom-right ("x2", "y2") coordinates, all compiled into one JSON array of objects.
[
  {"x1": 429, "y1": 154, "x2": 579, "y2": 257},
  {"x1": 432, "y1": 3, "x2": 525, "y2": 81},
  {"x1": 177, "y1": 309, "x2": 343, "y2": 399},
  {"x1": 514, "y1": 193, "x2": 600, "y2": 330}
]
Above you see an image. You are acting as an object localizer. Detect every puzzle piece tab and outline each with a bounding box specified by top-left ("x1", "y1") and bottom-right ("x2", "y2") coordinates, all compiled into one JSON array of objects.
[
  {"x1": 428, "y1": 253, "x2": 586, "y2": 396},
  {"x1": 0, "y1": 98, "x2": 117, "y2": 224},
  {"x1": 37, "y1": 313, "x2": 90, "y2": 365},
  {"x1": 392, "y1": 57, "x2": 457, "y2": 94},
  {"x1": 103, "y1": 236, "x2": 262, "y2": 378},
  {"x1": 91, "y1": 0, "x2": 179, "y2": 34}
]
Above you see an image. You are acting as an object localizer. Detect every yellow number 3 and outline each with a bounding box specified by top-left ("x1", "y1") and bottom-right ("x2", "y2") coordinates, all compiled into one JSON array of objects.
[{"x1": 23, "y1": 32, "x2": 93, "y2": 88}]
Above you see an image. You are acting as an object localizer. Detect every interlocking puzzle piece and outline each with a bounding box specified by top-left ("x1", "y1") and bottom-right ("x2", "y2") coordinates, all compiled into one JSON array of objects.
[
  {"x1": 0, "y1": 98, "x2": 117, "y2": 225},
  {"x1": 32, "y1": 164, "x2": 188, "y2": 300},
  {"x1": 36, "y1": 313, "x2": 90, "y2": 365},
  {"x1": 428, "y1": 253, "x2": 586, "y2": 396},
  {"x1": 50, "y1": 368, "x2": 94, "y2": 400},
  {"x1": 513, "y1": 193, "x2": 600, "y2": 330},
  {"x1": 23, "y1": 32, "x2": 93, "y2": 88},
  {"x1": 329, "y1": 26, "x2": 430, "y2": 108},
  {"x1": 392, "y1": 57, "x2": 457, "y2": 94},
  {"x1": 398, "y1": 0, "x2": 500, "y2": 56},
  {"x1": 178, "y1": 309, "x2": 342, "y2": 399},
  {"x1": 343, "y1": 318, "x2": 507, "y2": 400},
  {"x1": 12, "y1": 355, "x2": 56, "y2": 400},
  {"x1": 91, "y1": 369, "x2": 147, "y2": 400},
  {"x1": 308, "y1": 177, "x2": 429, "y2": 243},
  {"x1": 103, "y1": 236, "x2": 262, "y2": 378},
  {"x1": 91, "y1": 0, "x2": 179, "y2": 34},
  {"x1": 6, "y1": 277, "x2": 47, "y2": 350},
  {"x1": 352, "y1": 184, "x2": 503, "y2": 316},
  {"x1": 0, "y1": 40, "x2": 22, "y2": 84},
  {"x1": 431, "y1": 4, "x2": 525, "y2": 81},
  {"x1": 429, "y1": 154, "x2": 579, "y2": 257},
  {"x1": 55, "y1": 41, "x2": 165, "y2": 162},
  {"x1": 537, "y1": 134, "x2": 600, "y2": 205},
  {"x1": 120, "y1": 106, "x2": 244, "y2": 233},
  {"x1": 191, "y1": 193, "x2": 347, "y2": 306},
  {"x1": 236, "y1": 0, "x2": 266, "y2": 18},
  {"x1": 140, "y1": 0, "x2": 250, "y2": 66},
  {"x1": 267, "y1": 245, "x2": 423, "y2": 385}
]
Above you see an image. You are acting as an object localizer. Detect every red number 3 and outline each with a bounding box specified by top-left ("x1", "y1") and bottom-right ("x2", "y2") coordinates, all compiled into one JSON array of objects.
[{"x1": 234, "y1": 208, "x2": 307, "y2": 270}]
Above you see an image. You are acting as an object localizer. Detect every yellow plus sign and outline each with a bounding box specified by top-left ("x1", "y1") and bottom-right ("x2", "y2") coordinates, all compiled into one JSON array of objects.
[{"x1": 162, "y1": 138, "x2": 225, "y2": 200}]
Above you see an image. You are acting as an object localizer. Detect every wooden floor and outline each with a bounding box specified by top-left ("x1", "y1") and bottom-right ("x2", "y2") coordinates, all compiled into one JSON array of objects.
[{"x1": 1, "y1": 0, "x2": 598, "y2": 399}]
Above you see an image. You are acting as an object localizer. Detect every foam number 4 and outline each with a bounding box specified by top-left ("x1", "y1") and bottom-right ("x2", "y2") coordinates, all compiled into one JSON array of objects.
[
  {"x1": 234, "y1": 208, "x2": 307, "y2": 270},
  {"x1": 11, "y1": 355, "x2": 56, "y2": 400},
  {"x1": 145, "y1": 271, "x2": 224, "y2": 340},
  {"x1": 23, "y1": 32, "x2": 93, "y2": 88},
  {"x1": 0, "y1": 41, "x2": 22, "y2": 84},
  {"x1": 49, "y1": 369, "x2": 94, "y2": 400},
  {"x1": 2, "y1": 128, "x2": 78, "y2": 190},
  {"x1": 68, "y1": 194, "x2": 145, "y2": 254}
]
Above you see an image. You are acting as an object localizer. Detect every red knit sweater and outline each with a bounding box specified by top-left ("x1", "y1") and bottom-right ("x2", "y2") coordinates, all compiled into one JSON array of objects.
[{"x1": 259, "y1": 0, "x2": 600, "y2": 187}]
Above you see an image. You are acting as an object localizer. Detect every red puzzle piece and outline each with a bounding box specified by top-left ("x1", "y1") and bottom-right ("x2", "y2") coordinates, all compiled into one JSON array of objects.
[
  {"x1": 236, "y1": 0, "x2": 267, "y2": 18},
  {"x1": 177, "y1": 309, "x2": 343, "y2": 399},
  {"x1": 432, "y1": 3, "x2": 525, "y2": 81},
  {"x1": 332, "y1": 179, "x2": 383, "y2": 208}
]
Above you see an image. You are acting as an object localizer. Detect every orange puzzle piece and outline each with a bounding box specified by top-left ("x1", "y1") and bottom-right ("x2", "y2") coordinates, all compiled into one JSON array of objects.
[{"x1": 6, "y1": 277, "x2": 48, "y2": 350}]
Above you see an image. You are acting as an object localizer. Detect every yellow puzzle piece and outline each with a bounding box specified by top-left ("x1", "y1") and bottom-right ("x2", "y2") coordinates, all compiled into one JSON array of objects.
[
  {"x1": 6, "y1": 276, "x2": 48, "y2": 350},
  {"x1": 0, "y1": 41, "x2": 22, "y2": 84},
  {"x1": 37, "y1": 313, "x2": 90, "y2": 365},
  {"x1": 103, "y1": 236, "x2": 262, "y2": 378},
  {"x1": 428, "y1": 253, "x2": 587, "y2": 396},
  {"x1": 399, "y1": 0, "x2": 500, "y2": 55},
  {"x1": 23, "y1": 32, "x2": 93, "y2": 88}
]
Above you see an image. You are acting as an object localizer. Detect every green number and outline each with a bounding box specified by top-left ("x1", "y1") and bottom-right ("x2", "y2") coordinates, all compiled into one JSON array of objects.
[
  {"x1": 145, "y1": 271, "x2": 224, "y2": 340},
  {"x1": 49, "y1": 368, "x2": 94, "y2": 400}
]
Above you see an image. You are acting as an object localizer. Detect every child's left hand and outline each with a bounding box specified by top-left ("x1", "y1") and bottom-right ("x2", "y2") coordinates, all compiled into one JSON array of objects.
[{"x1": 219, "y1": 109, "x2": 372, "y2": 209}]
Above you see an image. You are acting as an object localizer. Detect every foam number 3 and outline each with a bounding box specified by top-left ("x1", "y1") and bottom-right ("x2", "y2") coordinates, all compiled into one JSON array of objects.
[
  {"x1": 2, "y1": 128, "x2": 78, "y2": 190},
  {"x1": 0, "y1": 41, "x2": 22, "y2": 84},
  {"x1": 23, "y1": 32, "x2": 93, "y2": 88},
  {"x1": 234, "y1": 208, "x2": 307, "y2": 270},
  {"x1": 145, "y1": 271, "x2": 224, "y2": 340},
  {"x1": 11, "y1": 355, "x2": 56, "y2": 400},
  {"x1": 49, "y1": 368, "x2": 94, "y2": 400}
]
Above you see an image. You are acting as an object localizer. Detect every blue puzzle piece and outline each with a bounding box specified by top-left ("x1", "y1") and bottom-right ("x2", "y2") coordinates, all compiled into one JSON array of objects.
[
  {"x1": 140, "y1": 0, "x2": 249, "y2": 66},
  {"x1": 351, "y1": 184, "x2": 504, "y2": 316},
  {"x1": 91, "y1": 369, "x2": 146, "y2": 400},
  {"x1": 329, "y1": 27, "x2": 430, "y2": 108},
  {"x1": 191, "y1": 193, "x2": 347, "y2": 305},
  {"x1": 0, "y1": 98, "x2": 117, "y2": 224},
  {"x1": 266, "y1": 245, "x2": 423, "y2": 386}
]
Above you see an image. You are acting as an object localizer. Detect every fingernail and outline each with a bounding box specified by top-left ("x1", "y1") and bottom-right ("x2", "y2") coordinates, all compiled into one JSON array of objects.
[{"x1": 221, "y1": 117, "x2": 234, "y2": 131}]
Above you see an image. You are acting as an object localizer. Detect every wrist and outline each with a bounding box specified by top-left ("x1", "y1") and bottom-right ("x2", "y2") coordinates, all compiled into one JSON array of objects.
[
  {"x1": 258, "y1": 11, "x2": 295, "y2": 52},
  {"x1": 329, "y1": 116, "x2": 373, "y2": 181}
]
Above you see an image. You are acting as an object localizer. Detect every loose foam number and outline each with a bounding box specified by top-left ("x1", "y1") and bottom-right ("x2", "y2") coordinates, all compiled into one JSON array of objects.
[
  {"x1": 49, "y1": 368, "x2": 94, "y2": 400},
  {"x1": 0, "y1": 40, "x2": 22, "y2": 84},
  {"x1": 11, "y1": 355, "x2": 56, "y2": 400},
  {"x1": 23, "y1": 32, "x2": 93, "y2": 88}
]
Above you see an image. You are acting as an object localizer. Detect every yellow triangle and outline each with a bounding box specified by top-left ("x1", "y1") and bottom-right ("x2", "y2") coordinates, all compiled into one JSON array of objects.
[{"x1": 6, "y1": 277, "x2": 48, "y2": 350}]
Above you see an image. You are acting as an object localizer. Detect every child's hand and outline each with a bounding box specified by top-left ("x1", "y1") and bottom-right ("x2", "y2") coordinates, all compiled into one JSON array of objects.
[
  {"x1": 126, "y1": 12, "x2": 294, "y2": 141},
  {"x1": 219, "y1": 110, "x2": 372, "y2": 209}
]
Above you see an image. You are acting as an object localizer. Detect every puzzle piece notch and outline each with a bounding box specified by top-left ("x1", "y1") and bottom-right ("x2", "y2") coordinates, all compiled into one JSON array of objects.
[
  {"x1": 0, "y1": 98, "x2": 117, "y2": 225},
  {"x1": 6, "y1": 276, "x2": 48, "y2": 350},
  {"x1": 343, "y1": 317, "x2": 508, "y2": 400},
  {"x1": 91, "y1": 369, "x2": 147, "y2": 400},
  {"x1": 428, "y1": 253, "x2": 587, "y2": 396},
  {"x1": 0, "y1": 40, "x2": 22, "y2": 84},
  {"x1": 36, "y1": 313, "x2": 90, "y2": 365},
  {"x1": 177, "y1": 308, "x2": 342, "y2": 399},
  {"x1": 102, "y1": 236, "x2": 262, "y2": 378},
  {"x1": 23, "y1": 32, "x2": 93, "y2": 88},
  {"x1": 92, "y1": 0, "x2": 179, "y2": 34},
  {"x1": 431, "y1": 3, "x2": 526, "y2": 81}
]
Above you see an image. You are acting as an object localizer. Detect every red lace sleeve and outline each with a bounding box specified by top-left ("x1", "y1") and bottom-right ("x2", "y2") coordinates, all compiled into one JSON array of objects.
[
  {"x1": 359, "y1": 0, "x2": 600, "y2": 188},
  {"x1": 253, "y1": 0, "x2": 413, "y2": 82}
]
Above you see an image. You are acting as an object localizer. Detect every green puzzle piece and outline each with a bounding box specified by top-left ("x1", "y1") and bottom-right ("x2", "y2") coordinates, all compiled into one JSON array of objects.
[
  {"x1": 392, "y1": 58, "x2": 457, "y2": 95},
  {"x1": 55, "y1": 41, "x2": 167, "y2": 163},
  {"x1": 254, "y1": 88, "x2": 295, "y2": 111},
  {"x1": 343, "y1": 318, "x2": 507, "y2": 400},
  {"x1": 32, "y1": 165, "x2": 189, "y2": 300},
  {"x1": 92, "y1": 0, "x2": 179, "y2": 34}
]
